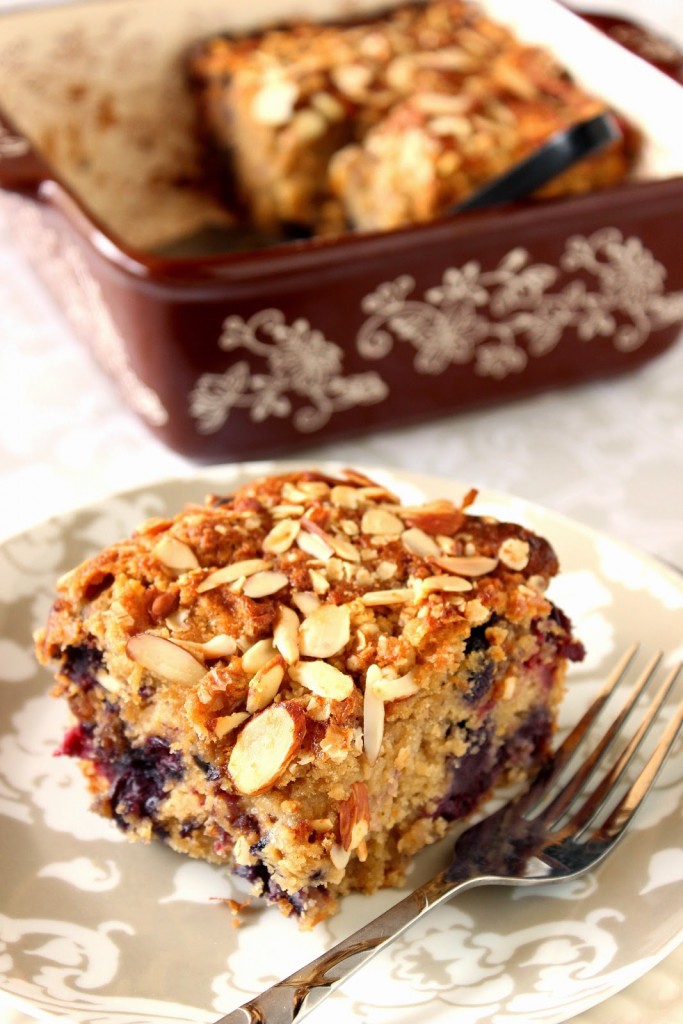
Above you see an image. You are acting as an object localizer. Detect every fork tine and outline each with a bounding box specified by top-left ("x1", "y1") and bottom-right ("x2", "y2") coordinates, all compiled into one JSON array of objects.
[
  {"x1": 522, "y1": 644, "x2": 639, "y2": 815},
  {"x1": 537, "y1": 650, "x2": 663, "y2": 823},
  {"x1": 599, "y1": 677, "x2": 683, "y2": 840},
  {"x1": 566, "y1": 661, "x2": 683, "y2": 836}
]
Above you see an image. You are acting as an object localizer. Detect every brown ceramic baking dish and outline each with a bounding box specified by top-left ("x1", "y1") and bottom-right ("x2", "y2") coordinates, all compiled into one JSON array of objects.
[{"x1": 1, "y1": 0, "x2": 683, "y2": 459}]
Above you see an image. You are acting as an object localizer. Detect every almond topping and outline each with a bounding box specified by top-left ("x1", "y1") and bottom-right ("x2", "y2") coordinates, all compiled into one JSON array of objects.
[
  {"x1": 197, "y1": 559, "x2": 271, "y2": 593},
  {"x1": 331, "y1": 62, "x2": 373, "y2": 98},
  {"x1": 150, "y1": 589, "x2": 180, "y2": 621},
  {"x1": 298, "y1": 604, "x2": 351, "y2": 659},
  {"x1": 228, "y1": 702, "x2": 306, "y2": 795},
  {"x1": 241, "y1": 638, "x2": 276, "y2": 674},
  {"x1": 498, "y1": 537, "x2": 530, "y2": 570},
  {"x1": 309, "y1": 568, "x2": 330, "y2": 594},
  {"x1": 328, "y1": 534, "x2": 361, "y2": 564},
  {"x1": 416, "y1": 574, "x2": 473, "y2": 596},
  {"x1": 246, "y1": 655, "x2": 286, "y2": 713},
  {"x1": 297, "y1": 529, "x2": 334, "y2": 561},
  {"x1": 330, "y1": 485, "x2": 362, "y2": 509},
  {"x1": 433, "y1": 555, "x2": 498, "y2": 577},
  {"x1": 151, "y1": 536, "x2": 199, "y2": 572},
  {"x1": 329, "y1": 843, "x2": 351, "y2": 870},
  {"x1": 367, "y1": 668, "x2": 420, "y2": 702},
  {"x1": 292, "y1": 591, "x2": 321, "y2": 616},
  {"x1": 273, "y1": 605, "x2": 300, "y2": 665},
  {"x1": 360, "y1": 588, "x2": 413, "y2": 607},
  {"x1": 310, "y1": 817, "x2": 334, "y2": 832},
  {"x1": 360, "y1": 507, "x2": 403, "y2": 536},
  {"x1": 214, "y1": 711, "x2": 249, "y2": 739},
  {"x1": 243, "y1": 570, "x2": 289, "y2": 598},
  {"x1": 126, "y1": 633, "x2": 206, "y2": 685},
  {"x1": 294, "y1": 479, "x2": 330, "y2": 500},
  {"x1": 171, "y1": 634, "x2": 237, "y2": 658},
  {"x1": 251, "y1": 78, "x2": 299, "y2": 126},
  {"x1": 271, "y1": 503, "x2": 306, "y2": 519},
  {"x1": 289, "y1": 660, "x2": 354, "y2": 701},
  {"x1": 363, "y1": 667, "x2": 385, "y2": 765},
  {"x1": 263, "y1": 518, "x2": 300, "y2": 554},
  {"x1": 402, "y1": 501, "x2": 466, "y2": 536},
  {"x1": 401, "y1": 527, "x2": 442, "y2": 558},
  {"x1": 339, "y1": 782, "x2": 370, "y2": 851}
]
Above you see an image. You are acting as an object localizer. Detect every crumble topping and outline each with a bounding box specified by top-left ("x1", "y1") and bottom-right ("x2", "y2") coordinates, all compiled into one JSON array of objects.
[{"x1": 36, "y1": 467, "x2": 583, "y2": 927}]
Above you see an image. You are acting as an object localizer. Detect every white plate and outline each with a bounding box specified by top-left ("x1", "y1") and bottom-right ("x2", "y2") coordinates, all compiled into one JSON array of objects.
[{"x1": 1, "y1": 462, "x2": 682, "y2": 1024}]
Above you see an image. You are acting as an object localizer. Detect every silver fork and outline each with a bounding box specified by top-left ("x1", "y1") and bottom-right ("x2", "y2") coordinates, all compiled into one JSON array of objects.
[{"x1": 215, "y1": 646, "x2": 683, "y2": 1024}]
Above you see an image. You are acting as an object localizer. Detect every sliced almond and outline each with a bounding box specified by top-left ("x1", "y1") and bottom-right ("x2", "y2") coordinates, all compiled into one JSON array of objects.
[
  {"x1": 402, "y1": 501, "x2": 466, "y2": 536},
  {"x1": 214, "y1": 711, "x2": 249, "y2": 739},
  {"x1": 243, "y1": 570, "x2": 289, "y2": 598},
  {"x1": 328, "y1": 534, "x2": 361, "y2": 564},
  {"x1": 150, "y1": 589, "x2": 180, "y2": 621},
  {"x1": 271, "y1": 503, "x2": 306, "y2": 519},
  {"x1": 329, "y1": 842, "x2": 351, "y2": 870},
  {"x1": 289, "y1": 660, "x2": 354, "y2": 701},
  {"x1": 339, "y1": 781, "x2": 370, "y2": 851},
  {"x1": 367, "y1": 668, "x2": 420, "y2": 702},
  {"x1": 165, "y1": 607, "x2": 190, "y2": 632},
  {"x1": 416, "y1": 574, "x2": 473, "y2": 596},
  {"x1": 246, "y1": 655, "x2": 286, "y2": 713},
  {"x1": 126, "y1": 632, "x2": 206, "y2": 685},
  {"x1": 309, "y1": 568, "x2": 330, "y2": 594},
  {"x1": 297, "y1": 480, "x2": 331, "y2": 500},
  {"x1": 376, "y1": 560, "x2": 398, "y2": 582},
  {"x1": 297, "y1": 529, "x2": 334, "y2": 561},
  {"x1": 298, "y1": 604, "x2": 351, "y2": 659},
  {"x1": 228, "y1": 702, "x2": 306, "y2": 795},
  {"x1": 360, "y1": 588, "x2": 414, "y2": 607},
  {"x1": 433, "y1": 555, "x2": 498, "y2": 577},
  {"x1": 330, "y1": 485, "x2": 362, "y2": 509},
  {"x1": 263, "y1": 518, "x2": 300, "y2": 555},
  {"x1": 292, "y1": 591, "x2": 321, "y2": 616},
  {"x1": 273, "y1": 605, "x2": 300, "y2": 665},
  {"x1": 401, "y1": 527, "x2": 442, "y2": 558},
  {"x1": 197, "y1": 559, "x2": 271, "y2": 593},
  {"x1": 251, "y1": 78, "x2": 299, "y2": 126},
  {"x1": 361, "y1": 508, "x2": 404, "y2": 536},
  {"x1": 172, "y1": 633, "x2": 237, "y2": 658},
  {"x1": 331, "y1": 62, "x2": 373, "y2": 98},
  {"x1": 310, "y1": 817, "x2": 334, "y2": 832},
  {"x1": 241, "y1": 638, "x2": 277, "y2": 675},
  {"x1": 363, "y1": 667, "x2": 385, "y2": 765},
  {"x1": 152, "y1": 535, "x2": 199, "y2": 572},
  {"x1": 498, "y1": 537, "x2": 530, "y2": 570}
]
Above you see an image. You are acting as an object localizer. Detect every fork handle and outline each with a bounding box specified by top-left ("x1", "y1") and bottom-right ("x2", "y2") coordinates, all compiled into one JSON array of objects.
[{"x1": 214, "y1": 870, "x2": 485, "y2": 1024}]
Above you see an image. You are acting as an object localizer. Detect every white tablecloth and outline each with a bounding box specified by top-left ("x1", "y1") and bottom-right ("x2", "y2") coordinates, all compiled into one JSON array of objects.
[{"x1": 1, "y1": 0, "x2": 682, "y2": 1022}]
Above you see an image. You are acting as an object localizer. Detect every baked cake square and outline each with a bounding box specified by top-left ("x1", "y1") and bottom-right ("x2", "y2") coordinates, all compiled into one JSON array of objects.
[
  {"x1": 35, "y1": 469, "x2": 584, "y2": 927},
  {"x1": 188, "y1": 0, "x2": 637, "y2": 236}
]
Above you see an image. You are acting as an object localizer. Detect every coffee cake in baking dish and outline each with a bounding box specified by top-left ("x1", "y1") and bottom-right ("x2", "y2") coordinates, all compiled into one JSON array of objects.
[
  {"x1": 35, "y1": 469, "x2": 584, "y2": 927},
  {"x1": 188, "y1": 0, "x2": 636, "y2": 235}
]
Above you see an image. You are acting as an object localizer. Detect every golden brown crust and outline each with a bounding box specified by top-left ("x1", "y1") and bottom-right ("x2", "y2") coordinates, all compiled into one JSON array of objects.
[
  {"x1": 188, "y1": 0, "x2": 638, "y2": 234},
  {"x1": 36, "y1": 468, "x2": 583, "y2": 926}
]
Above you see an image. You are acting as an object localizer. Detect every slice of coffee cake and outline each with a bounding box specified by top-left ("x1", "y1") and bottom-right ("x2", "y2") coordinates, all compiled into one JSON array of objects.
[
  {"x1": 35, "y1": 469, "x2": 584, "y2": 927},
  {"x1": 188, "y1": 0, "x2": 636, "y2": 236}
]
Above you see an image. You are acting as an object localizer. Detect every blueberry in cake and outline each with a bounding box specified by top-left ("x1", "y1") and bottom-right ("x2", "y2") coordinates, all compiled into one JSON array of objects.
[
  {"x1": 188, "y1": 0, "x2": 638, "y2": 236},
  {"x1": 35, "y1": 469, "x2": 584, "y2": 927}
]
